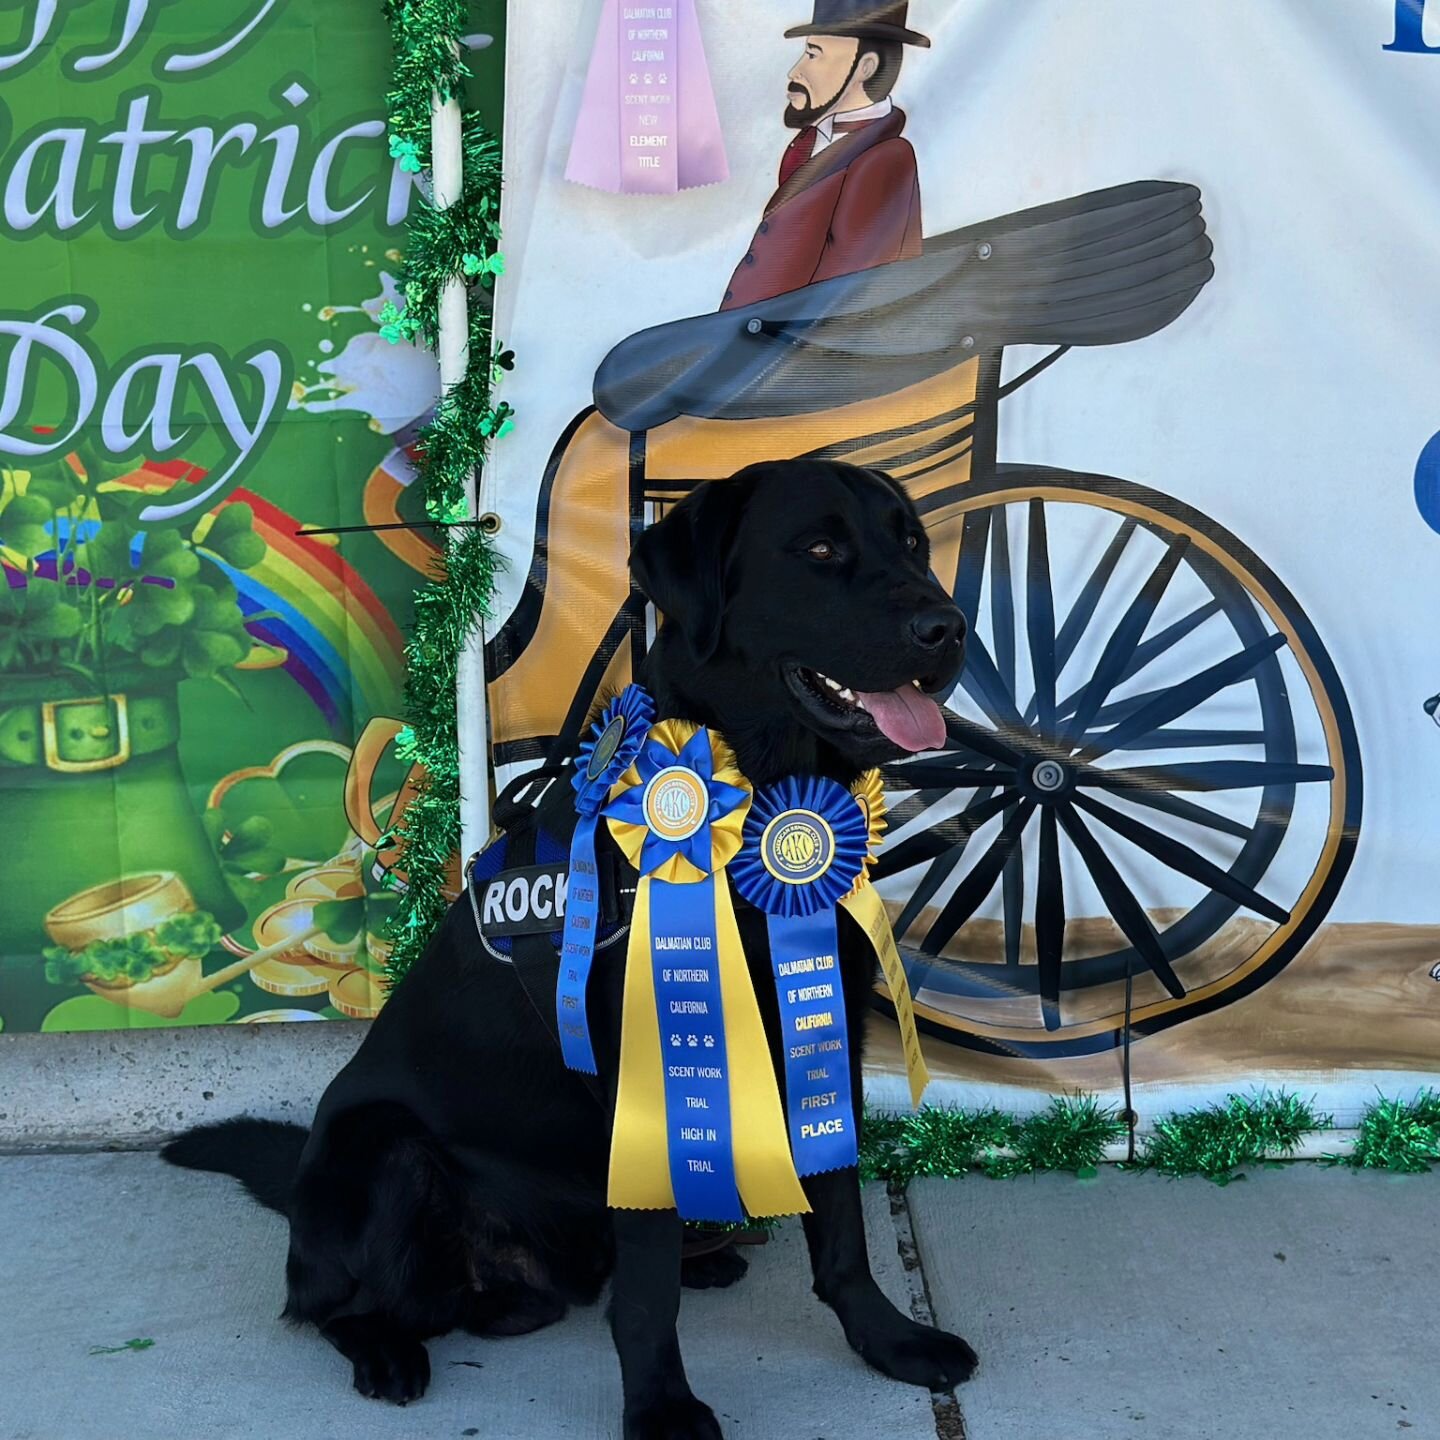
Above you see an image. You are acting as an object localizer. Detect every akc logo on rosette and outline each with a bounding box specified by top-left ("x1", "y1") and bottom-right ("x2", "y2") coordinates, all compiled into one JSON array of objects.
[
  {"x1": 604, "y1": 721, "x2": 808, "y2": 1223},
  {"x1": 559, "y1": 684, "x2": 655, "y2": 1073}
]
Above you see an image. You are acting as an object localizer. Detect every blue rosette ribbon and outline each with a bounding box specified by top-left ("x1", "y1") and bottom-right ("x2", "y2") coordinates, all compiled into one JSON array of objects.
[
  {"x1": 558, "y1": 683, "x2": 655, "y2": 1073},
  {"x1": 731, "y1": 775, "x2": 871, "y2": 1176}
]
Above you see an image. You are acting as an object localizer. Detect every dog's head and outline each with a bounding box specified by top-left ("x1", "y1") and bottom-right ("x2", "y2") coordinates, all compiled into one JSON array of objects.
[{"x1": 631, "y1": 460, "x2": 965, "y2": 781}]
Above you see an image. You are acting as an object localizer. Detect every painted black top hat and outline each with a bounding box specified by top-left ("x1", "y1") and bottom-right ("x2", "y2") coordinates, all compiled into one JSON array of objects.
[{"x1": 785, "y1": 1, "x2": 931, "y2": 48}]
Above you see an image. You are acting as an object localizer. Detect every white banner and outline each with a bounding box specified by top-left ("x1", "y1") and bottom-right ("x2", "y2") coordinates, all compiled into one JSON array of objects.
[{"x1": 482, "y1": 0, "x2": 1440, "y2": 1121}]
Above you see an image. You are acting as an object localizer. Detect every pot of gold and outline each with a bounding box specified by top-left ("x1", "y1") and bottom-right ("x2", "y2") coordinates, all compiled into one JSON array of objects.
[
  {"x1": 43, "y1": 874, "x2": 216, "y2": 1019},
  {"x1": 45, "y1": 872, "x2": 195, "y2": 951}
]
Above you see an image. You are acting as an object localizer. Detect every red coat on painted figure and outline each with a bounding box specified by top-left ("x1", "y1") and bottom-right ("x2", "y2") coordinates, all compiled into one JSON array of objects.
[{"x1": 720, "y1": 107, "x2": 923, "y2": 312}]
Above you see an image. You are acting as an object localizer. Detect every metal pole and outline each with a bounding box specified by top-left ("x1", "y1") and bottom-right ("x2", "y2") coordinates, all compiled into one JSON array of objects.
[{"x1": 432, "y1": 74, "x2": 492, "y2": 858}]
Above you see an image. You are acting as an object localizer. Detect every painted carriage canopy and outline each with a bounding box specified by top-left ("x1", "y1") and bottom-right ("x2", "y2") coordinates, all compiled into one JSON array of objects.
[
  {"x1": 482, "y1": 0, "x2": 1440, "y2": 1123},
  {"x1": 0, "y1": 1, "x2": 505, "y2": 1033}
]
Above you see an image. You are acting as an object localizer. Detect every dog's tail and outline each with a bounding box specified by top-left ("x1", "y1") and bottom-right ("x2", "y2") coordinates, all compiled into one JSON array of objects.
[{"x1": 161, "y1": 1117, "x2": 308, "y2": 1215}]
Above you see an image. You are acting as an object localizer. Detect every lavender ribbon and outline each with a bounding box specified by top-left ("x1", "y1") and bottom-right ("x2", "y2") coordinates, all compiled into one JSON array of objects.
[{"x1": 565, "y1": 0, "x2": 728, "y2": 195}]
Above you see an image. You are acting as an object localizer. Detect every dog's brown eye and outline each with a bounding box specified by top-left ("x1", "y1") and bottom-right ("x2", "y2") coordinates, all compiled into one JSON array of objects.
[
  {"x1": 808, "y1": 540, "x2": 837, "y2": 560},
  {"x1": 905, "y1": 534, "x2": 920, "y2": 551}
]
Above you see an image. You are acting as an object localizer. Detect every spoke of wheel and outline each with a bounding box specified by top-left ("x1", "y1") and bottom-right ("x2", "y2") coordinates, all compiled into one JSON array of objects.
[
  {"x1": 873, "y1": 787, "x2": 1017, "y2": 880},
  {"x1": 883, "y1": 761, "x2": 1015, "y2": 790},
  {"x1": 920, "y1": 800, "x2": 1036, "y2": 955},
  {"x1": 1082, "y1": 759, "x2": 1334, "y2": 793},
  {"x1": 952, "y1": 509, "x2": 991, "y2": 622},
  {"x1": 1076, "y1": 631, "x2": 1288, "y2": 761},
  {"x1": 1055, "y1": 517, "x2": 1137, "y2": 674},
  {"x1": 1116, "y1": 599, "x2": 1223, "y2": 689},
  {"x1": 1064, "y1": 538, "x2": 1189, "y2": 745},
  {"x1": 893, "y1": 785, "x2": 1001, "y2": 935},
  {"x1": 1027, "y1": 499, "x2": 1057, "y2": 737},
  {"x1": 884, "y1": 766, "x2": 1005, "y2": 826},
  {"x1": 991, "y1": 505, "x2": 1016, "y2": 699},
  {"x1": 1057, "y1": 804, "x2": 1186, "y2": 999},
  {"x1": 1072, "y1": 791, "x2": 1291, "y2": 924},
  {"x1": 1109, "y1": 728, "x2": 1267, "y2": 751},
  {"x1": 958, "y1": 631, "x2": 1026, "y2": 731},
  {"x1": 1044, "y1": 600, "x2": 1223, "y2": 728},
  {"x1": 1078, "y1": 685, "x2": 1172, "y2": 730},
  {"x1": 1002, "y1": 843, "x2": 1024, "y2": 970},
  {"x1": 944, "y1": 711, "x2": 1027, "y2": 766},
  {"x1": 1035, "y1": 807, "x2": 1065, "y2": 1031},
  {"x1": 1109, "y1": 785, "x2": 1253, "y2": 841}
]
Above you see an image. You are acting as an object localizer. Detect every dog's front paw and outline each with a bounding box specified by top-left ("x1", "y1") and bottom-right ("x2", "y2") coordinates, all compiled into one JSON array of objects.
[
  {"x1": 350, "y1": 1332, "x2": 431, "y2": 1405},
  {"x1": 854, "y1": 1317, "x2": 978, "y2": 1390},
  {"x1": 681, "y1": 1243, "x2": 749, "y2": 1290},
  {"x1": 623, "y1": 1393, "x2": 724, "y2": 1440}
]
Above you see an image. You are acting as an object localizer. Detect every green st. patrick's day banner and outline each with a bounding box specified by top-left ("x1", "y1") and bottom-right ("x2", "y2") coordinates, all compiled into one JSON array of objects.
[{"x1": 0, "y1": 1, "x2": 503, "y2": 1033}]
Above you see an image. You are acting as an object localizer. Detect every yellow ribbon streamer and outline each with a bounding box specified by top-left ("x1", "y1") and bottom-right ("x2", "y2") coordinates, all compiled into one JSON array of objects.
[
  {"x1": 840, "y1": 881, "x2": 930, "y2": 1108},
  {"x1": 606, "y1": 721, "x2": 810, "y2": 1219}
]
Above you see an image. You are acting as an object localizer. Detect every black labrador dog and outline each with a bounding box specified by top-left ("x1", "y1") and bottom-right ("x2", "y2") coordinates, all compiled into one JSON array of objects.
[{"x1": 165, "y1": 459, "x2": 975, "y2": 1439}]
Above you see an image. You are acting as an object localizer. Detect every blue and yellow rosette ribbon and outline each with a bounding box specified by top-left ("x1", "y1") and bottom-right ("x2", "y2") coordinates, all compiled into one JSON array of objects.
[
  {"x1": 841, "y1": 771, "x2": 930, "y2": 1109},
  {"x1": 559, "y1": 684, "x2": 656, "y2": 1073},
  {"x1": 731, "y1": 774, "x2": 870, "y2": 1175},
  {"x1": 604, "y1": 720, "x2": 809, "y2": 1222}
]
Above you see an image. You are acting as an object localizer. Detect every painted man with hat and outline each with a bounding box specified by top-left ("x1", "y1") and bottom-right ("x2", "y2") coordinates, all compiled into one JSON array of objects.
[{"x1": 720, "y1": 1, "x2": 930, "y2": 312}]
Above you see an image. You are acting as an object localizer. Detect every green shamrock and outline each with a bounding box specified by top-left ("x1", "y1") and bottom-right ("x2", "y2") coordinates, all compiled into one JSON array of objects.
[
  {"x1": 1, "y1": 463, "x2": 266, "y2": 684},
  {"x1": 0, "y1": 582, "x2": 81, "y2": 666},
  {"x1": 311, "y1": 896, "x2": 368, "y2": 947},
  {"x1": 388, "y1": 133, "x2": 423, "y2": 173},
  {"x1": 199, "y1": 503, "x2": 265, "y2": 570},
  {"x1": 154, "y1": 911, "x2": 224, "y2": 959},
  {"x1": 206, "y1": 813, "x2": 289, "y2": 878},
  {"x1": 2, "y1": 492, "x2": 58, "y2": 558}
]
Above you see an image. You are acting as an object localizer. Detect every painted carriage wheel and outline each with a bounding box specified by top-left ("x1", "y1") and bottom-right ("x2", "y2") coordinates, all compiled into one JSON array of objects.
[{"x1": 871, "y1": 464, "x2": 1362, "y2": 1059}]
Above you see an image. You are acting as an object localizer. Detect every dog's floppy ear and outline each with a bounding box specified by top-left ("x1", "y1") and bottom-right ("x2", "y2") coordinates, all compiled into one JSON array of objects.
[{"x1": 629, "y1": 479, "x2": 746, "y2": 662}]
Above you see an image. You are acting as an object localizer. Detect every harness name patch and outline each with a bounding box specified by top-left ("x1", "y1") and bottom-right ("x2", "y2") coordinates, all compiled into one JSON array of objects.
[{"x1": 479, "y1": 863, "x2": 572, "y2": 937}]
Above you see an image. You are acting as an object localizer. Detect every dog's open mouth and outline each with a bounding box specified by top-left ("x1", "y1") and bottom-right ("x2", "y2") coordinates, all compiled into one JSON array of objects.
[{"x1": 786, "y1": 665, "x2": 949, "y2": 753}]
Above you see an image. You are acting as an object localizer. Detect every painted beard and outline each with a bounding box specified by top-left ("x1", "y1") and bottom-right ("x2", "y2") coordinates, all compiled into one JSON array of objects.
[{"x1": 783, "y1": 54, "x2": 863, "y2": 128}]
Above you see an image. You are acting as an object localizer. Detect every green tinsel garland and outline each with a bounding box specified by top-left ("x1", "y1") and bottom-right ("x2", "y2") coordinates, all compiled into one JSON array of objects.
[
  {"x1": 378, "y1": 0, "x2": 509, "y2": 985},
  {"x1": 862, "y1": 1092, "x2": 1440, "y2": 1184},
  {"x1": 860, "y1": 1096, "x2": 1125, "y2": 1183},
  {"x1": 1340, "y1": 1090, "x2": 1440, "y2": 1174},
  {"x1": 1135, "y1": 1092, "x2": 1330, "y2": 1184}
]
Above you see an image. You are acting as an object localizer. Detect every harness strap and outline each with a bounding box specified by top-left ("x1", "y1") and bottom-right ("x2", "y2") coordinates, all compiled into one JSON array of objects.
[{"x1": 477, "y1": 814, "x2": 609, "y2": 1111}]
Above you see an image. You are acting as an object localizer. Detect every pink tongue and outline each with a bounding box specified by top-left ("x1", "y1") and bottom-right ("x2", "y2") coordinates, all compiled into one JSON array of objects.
[{"x1": 855, "y1": 683, "x2": 947, "y2": 753}]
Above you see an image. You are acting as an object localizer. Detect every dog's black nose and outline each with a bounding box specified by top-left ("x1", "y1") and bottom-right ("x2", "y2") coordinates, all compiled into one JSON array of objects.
[{"x1": 910, "y1": 605, "x2": 965, "y2": 650}]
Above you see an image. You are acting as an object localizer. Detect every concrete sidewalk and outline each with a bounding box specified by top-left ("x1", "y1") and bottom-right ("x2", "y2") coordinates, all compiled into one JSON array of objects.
[{"x1": 2, "y1": 1155, "x2": 1433, "y2": 1440}]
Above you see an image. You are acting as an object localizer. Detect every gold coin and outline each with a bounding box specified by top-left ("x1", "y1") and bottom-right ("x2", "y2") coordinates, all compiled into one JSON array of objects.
[
  {"x1": 304, "y1": 930, "x2": 363, "y2": 966},
  {"x1": 237, "y1": 1009, "x2": 326, "y2": 1024},
  {"x1": 251, "y1": 957, "x2": 332, "y2": 997},
  {"x1": 253, "y1": 899, "x2": 320, "y2": 956},
  {"x1": 328, "y1": 968, "x2": 385, "y2": 1018},
  {"x1": 285, "y1": 864, "x2": 364, "y2": 901}
]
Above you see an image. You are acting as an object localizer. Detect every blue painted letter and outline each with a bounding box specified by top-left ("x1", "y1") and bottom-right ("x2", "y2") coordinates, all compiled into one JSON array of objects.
[{"x1": 1386, "y1": 0, "x2": 1440, "y2": 53}]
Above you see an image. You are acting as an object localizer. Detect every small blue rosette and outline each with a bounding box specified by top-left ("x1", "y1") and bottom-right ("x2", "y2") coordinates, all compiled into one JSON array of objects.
[
  {"x1": 731, "y1": 775, "x2": 871, "y2": 1176},
  {"x1": 731, "y1": 776, "x2": 870, "y2": 918},
  {"x1": 558, "y1": 684, "x2": 655, "y2": 1073}
]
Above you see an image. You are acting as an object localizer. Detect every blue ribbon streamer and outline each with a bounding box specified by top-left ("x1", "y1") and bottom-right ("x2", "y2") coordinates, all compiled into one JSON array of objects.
[
  {"x1": 557, "y1": 818, "x2": 602, "y2": 1071},
  {"x1": 650, "y1": 873, "x2": 742, "y2": 1222},
  {"x1": 559, "y1": 685, "x2": 655, "y2": 1073},
  {"x1": 767, "y1": 909, "x2": 858, "y2": 1175},
  {"x1": 730, "y1": 773, "x2": 869, "y2": 1176}
]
